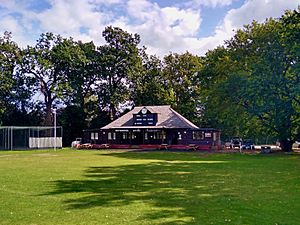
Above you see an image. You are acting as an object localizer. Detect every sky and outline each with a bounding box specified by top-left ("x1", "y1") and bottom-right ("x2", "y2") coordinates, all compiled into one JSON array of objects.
[{"x1": 0, "y1": 0, "x2": 299, "y2": 57}]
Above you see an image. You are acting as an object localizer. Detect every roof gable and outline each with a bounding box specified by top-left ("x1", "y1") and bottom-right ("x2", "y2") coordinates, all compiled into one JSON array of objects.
[{"x1": 101, "y1": 105, "x2": 199, "y2": 129}]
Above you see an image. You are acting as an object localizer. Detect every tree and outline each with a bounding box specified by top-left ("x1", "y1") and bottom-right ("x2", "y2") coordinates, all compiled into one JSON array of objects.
[
  {"x1": 57, "y1": 105, "x2": 86, "y2": 146},
  {"x1": 230, "y1": 11, "x2": 299, "y2": 151},
  {"x1": 162, "y1": 52, "x2": 203, "y2": 122},
  {"x1": 202, "y1": 8, "x2": 300, "y2": 151},
  {"x1": 63, "y1": 41, "x2": 107, "y2": 129},
  {"x1": 67, "y1": 41, "x2": 98, "y2": 107},
  {"x1": 0, "y1": 31, "x2": 34, "y2": 125},
  {"x1": 130, "y1": 53, "x2": 172, "y2": 106},
  {"x1": 197, "y1": 47, "x2": 265, "y2": 141},
  {"x1": 21, "y1": 33, "x2": 87, "y2": 125},
  {"x1": 96, "y1": 26, "x2": 142, "y2": 120}
]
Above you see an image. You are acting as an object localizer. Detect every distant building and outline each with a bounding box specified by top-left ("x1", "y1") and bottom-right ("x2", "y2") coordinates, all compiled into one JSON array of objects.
[{"x1": 84, "y1": 105, "x2": 221, "y2": 150}]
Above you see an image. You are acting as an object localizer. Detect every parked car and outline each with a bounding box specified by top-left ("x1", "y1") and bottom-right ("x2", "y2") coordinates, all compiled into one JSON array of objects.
[
  {"x1": 224, "y1": 141, "x2": 232, "y2": 149},
  {"x1": 293, "y1": 141, "x2": 300, "y2": 149},
  {"x1": 71, "y1": 138, "x2": 82, "y2": 148},
  {"x1": 241, "y1": 139, "x2": 255, "y2": 150},
  {"x1": 230, "y1": 138, "x2": 242, "y2": 149}
]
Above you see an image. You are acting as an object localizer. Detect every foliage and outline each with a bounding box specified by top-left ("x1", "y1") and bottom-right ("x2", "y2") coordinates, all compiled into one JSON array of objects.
[
  {"x1": 163, "y1": 52, "x2": 203, "y2": 122},
  {"x1": 96, "y1": 26, "x2": 142, "y2": 120},
  {"x1": 130, "y1": 53, "x2": 171, "y2": 106},
  {"x1": 226, "y1": 10, "x2": 300, "y2": 151},
  {"x1": 21, "y1": 33, "x2": 87, "y2": 125},
  {"x1": 0, "y1": 32, "x2": 34, "y2": 125},
  {"x1": 199, "y1": 8, "x2": 300, "y2": 150},
  {"x1": 199, "y1": 48, "x2": 269, "y2": 142},
  {"x1": 57, "y1": 106, "x2": 85, "y2": 146},
  {"x1": 68, "y1": 41, "x2": 98, "y2": 106}
]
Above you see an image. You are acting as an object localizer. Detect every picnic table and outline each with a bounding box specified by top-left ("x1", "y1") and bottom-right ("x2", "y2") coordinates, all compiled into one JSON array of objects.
[
  {"x1": 159, "y1": 144, "x2": 169, "y2": 150},
  {"x1": 100, "y1": 144, "x2": 110, "y2": 149},
  {"x1": 188, "y1": 144, "x2": 198, "y2": 150}
]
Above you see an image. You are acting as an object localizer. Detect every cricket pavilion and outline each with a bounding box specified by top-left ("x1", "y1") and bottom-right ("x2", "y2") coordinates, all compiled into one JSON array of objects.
[{"x1": 83, "y1": 105, "x2": 221, "y2": 150}]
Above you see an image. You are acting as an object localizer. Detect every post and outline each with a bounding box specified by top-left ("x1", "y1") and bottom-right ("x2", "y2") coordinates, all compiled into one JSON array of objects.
[
  {"x1": 10, "y1": 127, "x2": 13, "y2": 151},
  {"x1": 37, "y1": 127, "x2": 40, "y2": 149},
  {"x1": 52, "y1": 107, "x2": 57, "y2": 151}
]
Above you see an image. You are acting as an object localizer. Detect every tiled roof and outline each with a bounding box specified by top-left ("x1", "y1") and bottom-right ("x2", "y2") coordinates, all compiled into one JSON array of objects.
[{"x1": 101, "y1": 105, "x2": 199, "y2": 129}]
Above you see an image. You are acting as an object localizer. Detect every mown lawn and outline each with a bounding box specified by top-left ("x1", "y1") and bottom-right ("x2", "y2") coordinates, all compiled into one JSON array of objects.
[{"x1": 0, "y1": 149, "x2": 299, "y2": 225}]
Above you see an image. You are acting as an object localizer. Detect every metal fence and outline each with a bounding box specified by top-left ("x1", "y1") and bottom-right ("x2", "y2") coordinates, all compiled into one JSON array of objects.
[{"x1": 0, "y1": 126, "x2": 63, "y2": 150}]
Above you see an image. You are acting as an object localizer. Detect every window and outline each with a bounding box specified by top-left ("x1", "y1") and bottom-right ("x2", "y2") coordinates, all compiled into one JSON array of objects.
[
  {"x1": 122, "y1": 132, "x2": 129, "y2": 140},
  {"x1": 145, "y1": 132, "x2": 148, "y2": 140},
  {"x1": 157, "y1": 132, "x2": 163, "y2": 140},
  {"x1": 148, "y1": 132, "x2": 162, "y2": 140},
  {"x1": 178, "y1": 132, "x2": 182, "y2": 140},
  {"x1": 91, "y1": 132, "x2": 98, "y2": 140},
  {"x1": 113, "y1": 132, "x2": 116, "y2": 140},
  {"x1": 205, "y1": 132, "x2": 212, "y2": 138},
  {"x1": 108, "y1": 132, "x2": 112, "y2": 140},
  {"x1": 193, "y1": 131, "x2": 204, "y2": 140}
]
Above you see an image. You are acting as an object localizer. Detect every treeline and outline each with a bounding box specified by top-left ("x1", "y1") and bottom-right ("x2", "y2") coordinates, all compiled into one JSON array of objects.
[{"x1": 0, "y1": 8, "x2": 299, "y2": 151}]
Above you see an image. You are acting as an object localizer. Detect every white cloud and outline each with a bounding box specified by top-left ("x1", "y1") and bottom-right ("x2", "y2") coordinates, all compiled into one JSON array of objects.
[
  {"x1": 0, "y1": 0, "x2": 18, "y2": 10},
  {"x1": 0, "y1": 0, "x2": 299, "y2": 57},
  {"x1": 0, "y1": 0, "x2": 111, "y2": 47},
  {"x1": 127, "y1": 0, "x2": 160, "y2": 21},
  {"x1": 0, "y1": 15, "x2": 36, "y2": 47},
  {"x1": 36, "y1": 0, "x2": 106, "y2": 42},
  {"x1": 89, "y1": 0, "x2": 123, "y2": 4},
  {"x1": 189, "y1": 0, "x2": 234, "y2": 8},
  {"x1": 122, "y1": 0, "x2": 202, "y2": 55},
  {"x1": 224, "y1": 0, "x2": 300, "y2": 29},
  {"x1": 161, "y1": 7, "x2": 201, "y2": 36},
  {"x1": 0, "y1": 16, "x2": 20, "y2": 34},
  {"x1": 188, "y1": 0, "x2": 300, "y2": 55}
]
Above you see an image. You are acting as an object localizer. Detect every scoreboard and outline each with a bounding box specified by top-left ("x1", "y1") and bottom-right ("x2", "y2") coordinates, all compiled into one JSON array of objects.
[{"x1": 133, "y1": 113, "x2": 157, "y2": 126}]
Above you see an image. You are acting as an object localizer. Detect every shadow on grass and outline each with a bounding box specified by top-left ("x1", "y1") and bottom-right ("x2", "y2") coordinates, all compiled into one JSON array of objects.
[{"x1": 43, "y1": 152, "x2": 235, "y2": 224}]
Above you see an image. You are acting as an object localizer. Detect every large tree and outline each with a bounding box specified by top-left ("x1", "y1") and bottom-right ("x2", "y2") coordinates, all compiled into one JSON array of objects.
[
  {"x1": 130, "y1": 53, "x2": 172, "y2": 106},
  {"x1": 0, "y1": 32, "x2": 35, "y2": 125},
  {"x1": 198, "y1": 47, "x2": 261, "y2": 140},
  {"x1": 67, "y1": 41, "x2": 98, "y2": 106},
  {"x1": 201, "y1": 8, "x2": 300, "y2": 151},
  {"x1": 163, "y1": 52, "x2": 203, "y2": 122},
  {"x1": 96, "y1": 26, "x2": 142, "y2": 120},
  {"x1": 21, "y1": 33, "x2": 86, "y2": 125}
]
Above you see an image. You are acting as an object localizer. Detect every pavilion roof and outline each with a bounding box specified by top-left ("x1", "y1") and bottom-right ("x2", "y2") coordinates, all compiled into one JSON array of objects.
[{"x1": 101, "y1": 105, "x2": 199, "y2": 130}]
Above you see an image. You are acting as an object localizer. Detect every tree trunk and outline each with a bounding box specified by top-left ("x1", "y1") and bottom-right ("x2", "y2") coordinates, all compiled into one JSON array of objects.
[
  {"x1": 280, "y1": 139, "x2": 293, "y2": 152},
  {"x1": 110, "y1": 105, "x2": 117, "y2": 121},
  {"x1": 43, "y1": 103, "x2": 53, "y2": 126}
]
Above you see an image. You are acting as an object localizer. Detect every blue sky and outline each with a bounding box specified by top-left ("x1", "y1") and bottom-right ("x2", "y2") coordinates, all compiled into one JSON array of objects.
[{"x1": 0, "y1": 0, "x2": 299, "y2": 56}]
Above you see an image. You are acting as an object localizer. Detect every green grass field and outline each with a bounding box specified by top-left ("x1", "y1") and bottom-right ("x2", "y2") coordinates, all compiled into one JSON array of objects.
[{"x1": 0, "y1": 149, "x2": 299, "y2": 225}]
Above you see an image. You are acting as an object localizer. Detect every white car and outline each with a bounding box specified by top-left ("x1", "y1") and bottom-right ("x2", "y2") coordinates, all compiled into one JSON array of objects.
[
  {"x1": 71, "y1": 138, "x2": 82, "y2": 148},
  {"x1": 230, "y1": 138, "x2": 242, "y2": 149},
  {"x1": 293, "y1": 141, "x2": 300, "y2": 149}
]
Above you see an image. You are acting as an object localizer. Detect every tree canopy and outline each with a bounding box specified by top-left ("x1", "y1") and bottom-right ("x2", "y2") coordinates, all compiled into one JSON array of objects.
[{"x1": 199, "y1": 8, "x2": 300, "y2": 151}]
